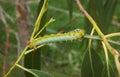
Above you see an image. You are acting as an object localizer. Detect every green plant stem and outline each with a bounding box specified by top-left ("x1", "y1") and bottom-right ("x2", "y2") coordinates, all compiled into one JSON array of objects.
[
  {"x1": 75, "y1": 0, "x2": 119, "y2": 55},
  {"x1": 34, "y1": 18, "x2": 55, "y2": 38},
  {"x1": 84, "y1": 35, "x2": 120, "y2": 45},
  {"x1": 102, "y1": 42, "x2": 110, "y2": 77},
  {"x1": 114, "y1": 55, "x2": 120, "y2": 77},
  {"x1": 105, "y1": 32, "x2": 120, "y2": 38},
  {"x1": 4, "y1": 46, "x2": 28, "y2": 77},
  {"x1": 30, "y1": 0, "x2": 48, "y2": 40},
  {"x1": 88, "y1": 28, "x2": 95, "y2": 77},
  {"x1": 88, "y1": 28, "x2": 95, "y2": 49}
]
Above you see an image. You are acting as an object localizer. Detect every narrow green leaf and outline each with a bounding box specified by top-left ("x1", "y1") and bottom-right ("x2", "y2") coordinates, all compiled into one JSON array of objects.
[
  {"x1": 30, "y1": 0, "x2": 48, "y2": 39},
  {"x1": 34, "y1": 0, "x2": 48, "y2": 33},
  {"x1": 28, "y1": 69, "x2": 54, "y2": 77},
  {"x1": 81, "y1": 48, "x2": 103, "y2": 77},
  {"x1": 104, "y1": 0, "x2": 117, "y2": 31},
  {"x1": 37, "y1": 0, "x2": 47, "y2": 35},
  {"x1": 24, "y1": 49, "x2": 41, "y2": 77},
  {"x1": 101, "y1": 64, "x2": 116, "y2": 77}
]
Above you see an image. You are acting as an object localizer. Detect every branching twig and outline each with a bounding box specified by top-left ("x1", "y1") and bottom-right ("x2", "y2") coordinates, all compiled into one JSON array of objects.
[
  {"x1": 75, "y1": 0, "x2": 119, "y2": 55},
  {"x1": 75, "y1": 0, "x2": 120, "y2": 76},
  {"x1": 5, "y1": 0, "x2": 48, "y2": 77}
]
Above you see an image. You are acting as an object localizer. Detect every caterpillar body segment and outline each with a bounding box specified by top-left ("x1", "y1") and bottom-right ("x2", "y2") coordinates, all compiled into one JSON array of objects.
[{"x1": 28, "y1": 29, "x2": 84, "y2": 48}]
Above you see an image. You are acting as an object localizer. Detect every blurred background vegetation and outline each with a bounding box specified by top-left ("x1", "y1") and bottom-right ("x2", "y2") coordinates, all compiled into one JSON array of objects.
[{"x1": 0, "y1": 0, "x2": 120, "y2": 77}]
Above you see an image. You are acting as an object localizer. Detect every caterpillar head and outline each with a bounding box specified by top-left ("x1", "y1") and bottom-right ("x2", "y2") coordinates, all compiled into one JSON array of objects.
[{"x1": 75, "y1": 29, "x2": 85, "y2": 39}]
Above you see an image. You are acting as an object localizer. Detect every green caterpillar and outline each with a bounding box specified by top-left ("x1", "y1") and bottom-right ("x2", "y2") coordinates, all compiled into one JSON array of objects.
[{"x1": 28, "y1": 29, "x2": 85, "y2": 48}]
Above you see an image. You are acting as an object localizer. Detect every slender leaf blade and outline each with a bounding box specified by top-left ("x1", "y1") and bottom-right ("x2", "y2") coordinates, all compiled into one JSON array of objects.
[
  {"x1": 101, "y1": 64, "x2": 116, "y2": 77},
  {"x1": 28, "y1": 69, "x2": 54, "y2": 77},
  {"x1": 81, "y1": 48, "x2": 103, "y2": 77}
]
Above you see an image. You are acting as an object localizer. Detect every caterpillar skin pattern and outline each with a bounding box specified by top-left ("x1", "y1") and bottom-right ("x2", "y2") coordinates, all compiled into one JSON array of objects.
[{"x1": 29, "y1": 29, "x2": 84, "y2": 48}]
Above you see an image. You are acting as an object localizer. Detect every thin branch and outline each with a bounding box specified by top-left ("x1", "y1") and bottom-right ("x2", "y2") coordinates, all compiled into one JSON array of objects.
[
  {"x1": 84, "y1": 35, "x2": 120, "y2": 46},
  {"x1": 88, "y1": 28, "x2": 95, "y2": 77},
  {"x1": 5, "y1": 0, "x2": 47, "y2": 76},
  {"x1": 102, "y1": 42, "x2": 110, "y2": 77},
  {"x1": 105, "y1": 32, "x2": 120, "y2": 38},
  {"x1": 114, "y1": 55, "x2": 120, "y2": 77},
  {"x1": 75, "y1": 0, "x2": 119, "y2": 55},
  {"x1": 4, "y1": 46, "x2": 28, "y2": 77}
]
